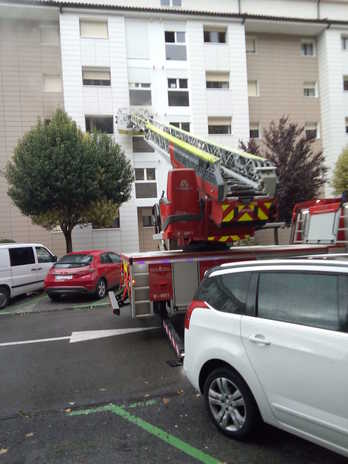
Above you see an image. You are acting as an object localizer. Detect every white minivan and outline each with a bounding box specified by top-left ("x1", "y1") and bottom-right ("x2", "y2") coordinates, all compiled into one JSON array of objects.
[
  {"x1": 184, "y1": 258, "x2": 348, "y2": 458},
  {"x1": 0, "y1": 243, "x2": 57, "y2": 309}
]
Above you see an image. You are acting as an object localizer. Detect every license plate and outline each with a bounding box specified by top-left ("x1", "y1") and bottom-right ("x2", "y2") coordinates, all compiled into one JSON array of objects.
[{"x1": 55, "y1": 275, "x2": 73, "y2": 281}]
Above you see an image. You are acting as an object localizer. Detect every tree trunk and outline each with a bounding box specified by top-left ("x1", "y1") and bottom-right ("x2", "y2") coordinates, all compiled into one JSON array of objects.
[{"x1": 63, "y1": 229, "x2": 73, "y2": 253}]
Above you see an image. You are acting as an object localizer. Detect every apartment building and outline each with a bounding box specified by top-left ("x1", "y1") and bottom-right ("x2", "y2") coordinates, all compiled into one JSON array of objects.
[{"x1": 1, "y1": 0, "x2": 348, "y2": 254}]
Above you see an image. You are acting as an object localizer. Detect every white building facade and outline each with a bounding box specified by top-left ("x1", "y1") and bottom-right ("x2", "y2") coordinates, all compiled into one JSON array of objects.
[{"x1": 1, "y1": 0, "x2": 348, "y2": 254}]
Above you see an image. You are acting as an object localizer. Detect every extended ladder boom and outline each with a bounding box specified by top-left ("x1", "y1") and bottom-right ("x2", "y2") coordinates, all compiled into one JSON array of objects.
[{"x1": 117, "y1": 109, "x2": 277, "y2": 202}]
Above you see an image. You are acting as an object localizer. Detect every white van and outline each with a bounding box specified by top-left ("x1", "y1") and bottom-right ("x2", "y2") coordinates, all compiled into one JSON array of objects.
[{"x1": 0, "y1": 243, "x2": 57, "y2": 309}]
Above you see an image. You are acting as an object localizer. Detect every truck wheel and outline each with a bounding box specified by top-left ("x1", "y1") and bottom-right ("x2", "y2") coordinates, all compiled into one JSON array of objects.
[
  {"x1": 95, "y1": 278, "x2": 107, "y2": 299},
  {"x1": 0, "y1": 286, "x2": 10, "y2": 310},
  {"x1": 48, "y1": 294, "x2": 60, "y2": 302}
]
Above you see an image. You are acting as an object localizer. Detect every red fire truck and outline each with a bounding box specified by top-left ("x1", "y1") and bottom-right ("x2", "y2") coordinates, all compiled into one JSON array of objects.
[{"x1": 112, "y1": 111, "x2": 347, "y2": 359}]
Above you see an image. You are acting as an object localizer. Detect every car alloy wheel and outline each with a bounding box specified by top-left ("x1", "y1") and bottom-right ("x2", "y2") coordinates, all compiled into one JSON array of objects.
[
  {"x1": 208, "y1": 377, "x2": 246, "y2": 432},
  {"x1": 96, "y1": 279, "x2": 106, "y2": 299},
  {"x1": 0, "y1": 287, "x2": 10, "y2": 309},
  {"x1": 204, "y1": 367, "x2": 260, "y2": 439}
]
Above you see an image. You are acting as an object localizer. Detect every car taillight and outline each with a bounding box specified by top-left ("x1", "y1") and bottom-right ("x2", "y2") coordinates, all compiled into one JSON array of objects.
[
  {"x1": 76, "y1": 268, "x2": 96, "y2": 277},
  {"x1": 184, "y1": 300, "x2": 209, "y2": 330}
]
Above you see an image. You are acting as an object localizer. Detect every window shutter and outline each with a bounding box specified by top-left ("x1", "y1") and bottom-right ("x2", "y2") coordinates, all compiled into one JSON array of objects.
[
  {"x1": 208, "y1": 117, "x2": 231, "y2": 126},
  {"x1": 83, "y1": 68, "x2": 110, "y2": 81},
  {"x1": 206, "y1": 72, "x2": 229, "y2": 83},
  {"x1": 248, "y1": 81, "x2": 258, "y2": 96},
  {"x1": 80, "y1": 20, "x2": 108, "y2": 39}
]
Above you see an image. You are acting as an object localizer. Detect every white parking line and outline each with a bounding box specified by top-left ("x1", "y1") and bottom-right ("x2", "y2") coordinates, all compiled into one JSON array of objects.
[{"x1": 0, "y1": 327, "x2": 160, "y2": 348}]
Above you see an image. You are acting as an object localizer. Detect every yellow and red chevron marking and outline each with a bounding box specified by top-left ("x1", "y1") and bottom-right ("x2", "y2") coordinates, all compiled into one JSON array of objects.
[
  {"x1": 208, "y1": 234, "x2": 251, "y2": 243},
  {"x1": 220, "y1": 200, "x2": 273, "y2": 223}
]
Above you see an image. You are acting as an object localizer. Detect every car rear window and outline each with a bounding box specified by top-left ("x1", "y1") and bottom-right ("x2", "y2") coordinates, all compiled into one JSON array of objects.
[
  {"x1": 55, "y1": 254, "x2": 93, "y2": 268},
  {"x1": 195, "y1": 271, "x2": 251, "y2": 314}
]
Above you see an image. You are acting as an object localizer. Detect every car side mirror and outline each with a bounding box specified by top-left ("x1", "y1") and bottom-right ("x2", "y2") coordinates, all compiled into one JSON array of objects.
[{"x1": 52, "y1": 255, "x2": 58, "y2": 262}]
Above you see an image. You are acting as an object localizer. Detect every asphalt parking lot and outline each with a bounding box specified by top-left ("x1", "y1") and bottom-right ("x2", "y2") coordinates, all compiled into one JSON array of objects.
[
  {"x1": 0, "y1": 295, "x2": 346, "y2": 463},
  {"x1": 0, "y1": 291, "x2": 110, "y2": 316}
]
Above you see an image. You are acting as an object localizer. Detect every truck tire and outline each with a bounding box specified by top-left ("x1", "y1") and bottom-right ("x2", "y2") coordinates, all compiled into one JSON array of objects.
[{"x1": 0, "y1": 286, "x2": 10, "y2": 310}]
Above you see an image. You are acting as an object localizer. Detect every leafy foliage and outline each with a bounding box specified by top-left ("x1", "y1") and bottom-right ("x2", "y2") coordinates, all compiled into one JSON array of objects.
[
  {"x1": 6, "y1": 109, "x2": 134, "y2": 251},
  {"x1": 332, "y1": 146, "x2": 348, "y2": 195},
  {"x1": 240, "y1": 116, "x2": 327, "y2": 223},
  {"x1": 239, "y1": 138, "x2": 261, "y2": 156}
]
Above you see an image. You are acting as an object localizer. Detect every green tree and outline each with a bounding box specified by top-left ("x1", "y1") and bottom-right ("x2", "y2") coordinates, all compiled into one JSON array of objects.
[
  {"x1": 240, "y1": 116, "x2": 327, "y2": 223},
  {"x1": 6, "y1": 109, "x2": 134, "y2": 252},
  {"x1": 332, "y1": 146, "x2": 348, "y2": 194}
]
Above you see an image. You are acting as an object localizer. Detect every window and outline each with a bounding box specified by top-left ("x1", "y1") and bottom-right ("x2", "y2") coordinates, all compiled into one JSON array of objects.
[
  {"x1": 208, "y1": 117, "x2": 231, "y2": 135},
  {"x1": 56, "y1": 254, "x2": 93, "y2": 268},
  {"x1": 258, "y1": 272, "x2": 340, "y2": 331},
  {"x1": 43, "y1": 75, "x2": 61, "y2": 93},
  {"x1": 100, "y1": 253, "x2": 112, "y2": 264},
  {"x1": 40, "y1": 26, "x2": 59, "y2": 45},
  {"x1": 165, "y1": 31, "x2": 187, "y2": 61},
  {"x1": 204, "y1": 26, "x2": 227, "y2": 44},
  {"x1": 132, "y1": 137, "x2": 154, "y2": 153},
  {"x1": 246, "y1": 37, "x2": 256, "y2": 54},
  {"x1": 301, "y1": 39, "x2": 315, "y2": 56},
  {"x1": 305, "y1": 122, "x2": 318, "y2": 139},
  {"x1": 129, "y1": 82, "x2": 152, "y2": 106},
  {"x1": 80, "y1": 20, "x2": 108, "y2": 39},
  {"x1": 135, "y1": 168, "x2": 157, "y2": 198},
  {"x1": 344, "y1": 76, "x2": 348, "y2": 91},
  {"x1": 82, "y1": 67, "x2": 111, "y2": 86},
  {"x1": 9, "y1": 247, "x2": 35, "y2": 267},
  {"x1": 206, "y1": 72, "x2": 229, "y2": 89},
  {"x1": 249, "y1": 123, "x2": 259, "y2": 139},
  {"x1": 108, "y1": 252, "x2": 121, "y2": 263},
  {"x1": 161, "y1": 0, "x2": 182, "y2": 5},
  {"x1": 168, "y1": 78, "x2": 189, "y2": 106},
  {"x1": 142, "y1": 215, "x2": 153, "y2": 227},
  {"x1": 342, "y1": 35, "x2": 348, "y2": 50},
  {"x1": 195, "y1": 272, "x2": 251, "y2": 314},
  {"x1": 85, "y1": 116, "x2": 113, "y2": 134},
  {"x1": 248, "y1": 80, "x2": 259, "y2": 97},
  {"x1": 303, "y1": 81, "x2": 317, "y2": 97},
  {"x1": 169, "y1": 122, "x2": 190, "y2": 132},
  {"x1": 345, "y1": 117, "x2": 348, "y2": 134},
  {"x1": 36, "y1": 247, "x2": 55, "y2": 263}
]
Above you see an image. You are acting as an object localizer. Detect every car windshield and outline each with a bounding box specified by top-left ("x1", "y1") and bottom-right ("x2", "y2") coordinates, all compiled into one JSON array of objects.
[{"x1": 55, "y1": 254, "x2": 93, "y2": 268}]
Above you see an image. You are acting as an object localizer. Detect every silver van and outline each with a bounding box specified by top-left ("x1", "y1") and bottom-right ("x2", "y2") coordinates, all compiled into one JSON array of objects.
[{"x1": 0, "y1": 243, "x2": 57, "y2": 309}]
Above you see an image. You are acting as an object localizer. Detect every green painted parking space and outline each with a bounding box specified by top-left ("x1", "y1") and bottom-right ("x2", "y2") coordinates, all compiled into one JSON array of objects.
[{"x1": 68, "y1": 399, "x2": 223, "y2": 464}]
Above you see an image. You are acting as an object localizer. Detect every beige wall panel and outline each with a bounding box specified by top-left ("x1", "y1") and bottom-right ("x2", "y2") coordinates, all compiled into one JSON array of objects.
[
  {"x1": 247, "y1": 33, "x2": 321, "y2": 150},
  {"x1": 0, "y1": 18, "x2": 63, "y2": 249}
]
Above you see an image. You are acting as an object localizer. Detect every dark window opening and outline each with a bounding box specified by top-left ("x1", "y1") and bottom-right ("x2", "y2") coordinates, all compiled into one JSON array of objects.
[{"x1": 85, "y1": 116, "x2": 113, "y2": 134}]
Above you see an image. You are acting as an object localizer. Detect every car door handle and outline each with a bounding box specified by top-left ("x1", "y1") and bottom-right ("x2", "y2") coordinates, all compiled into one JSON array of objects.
[
  {"x1": 248, "y1": 334, "x2": 271, "y2": 346},
  {"x1": 31, "y1": 267, "x2": 42, "y2": 271}
]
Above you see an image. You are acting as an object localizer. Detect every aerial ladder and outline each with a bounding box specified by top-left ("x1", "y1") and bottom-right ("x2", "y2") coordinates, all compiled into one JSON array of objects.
[{"x1": 117, "y1": 110, "x2": 278, "y2": 248}]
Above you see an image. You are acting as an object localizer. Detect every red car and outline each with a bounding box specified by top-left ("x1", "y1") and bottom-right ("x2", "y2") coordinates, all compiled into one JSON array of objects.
[{"x1": 44, "y1": 250, "x2": 121, "y2": 301}]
